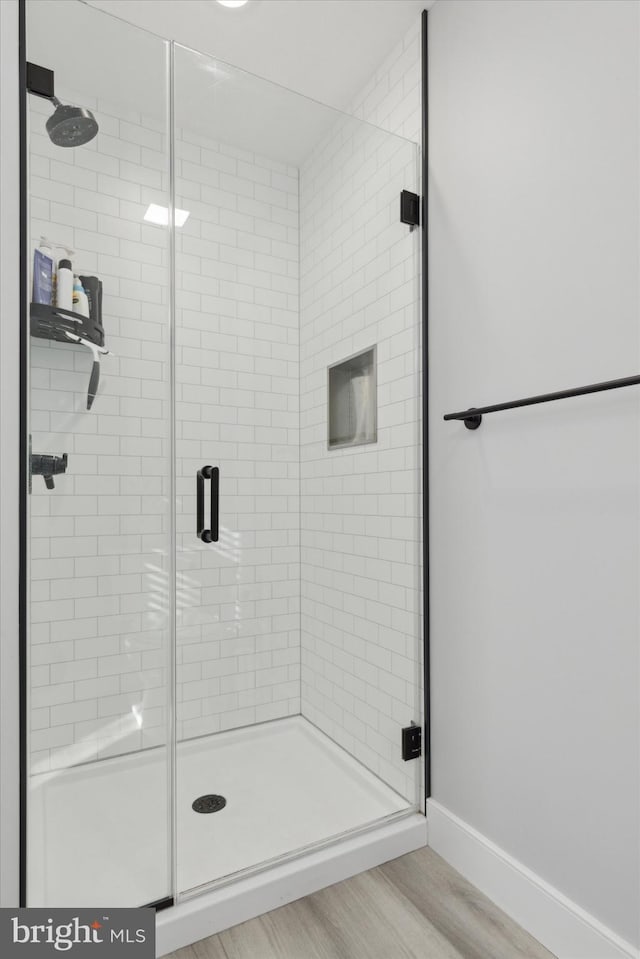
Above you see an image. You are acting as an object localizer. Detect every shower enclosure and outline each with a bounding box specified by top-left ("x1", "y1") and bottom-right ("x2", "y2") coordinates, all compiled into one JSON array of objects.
[{"x1": 23, "y1": 0, "x2": 423, "y2": 917}]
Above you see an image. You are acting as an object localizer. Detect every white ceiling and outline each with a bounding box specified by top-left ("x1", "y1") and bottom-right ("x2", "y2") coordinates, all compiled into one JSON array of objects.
[
  {"x1": 27, "y1": 0, "x2": 430, "y2": 165},
  {"x1": 85, "y1": 0, "x2": 431, "y2": 111}
]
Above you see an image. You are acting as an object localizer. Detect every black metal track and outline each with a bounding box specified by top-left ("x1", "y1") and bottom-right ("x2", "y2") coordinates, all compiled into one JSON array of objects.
[
  {"x1": 421, "y1": 8, "x2": 431, "y2": 801},
  {"x1": 444, "y1": 373, "x2": 640, "y2": 430},
  {"x1": 144, "y1": 897, "x2": 174, "y2": 912},
  {"x1": 19, "y1": 0, "x2": 28, "y2": 909}
]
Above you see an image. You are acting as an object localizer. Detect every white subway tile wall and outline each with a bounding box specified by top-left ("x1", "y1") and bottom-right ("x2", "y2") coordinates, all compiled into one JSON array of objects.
[
  {"x1": 299, "y1": 18, "x2": 423, "y2": 802},
  {"x1": 29, "y1": 92, "x2": 300, "y2": 767},
  {"x1": 351, "y1": 16, "x2": 422, "y2": 143},
  {"x1": 174, "y1": 128, "x2": 301, "y2": 740},
  {"x1": 28, "y1": 90, "x2": 173, "y2": 773},
  {"x1": 28, "y1": 14, "x2": 423, "y2": 795}
]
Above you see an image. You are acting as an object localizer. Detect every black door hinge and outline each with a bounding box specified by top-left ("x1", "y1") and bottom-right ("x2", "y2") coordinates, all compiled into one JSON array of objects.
[
  {"x1": 400, "y1": 190, "x2": 420, "y2": 229},
  {"x1": 402, "y1": 723, "x2": 422, "y2": 761}
]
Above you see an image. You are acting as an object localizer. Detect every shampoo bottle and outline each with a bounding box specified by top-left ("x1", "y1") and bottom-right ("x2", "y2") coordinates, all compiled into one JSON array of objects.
[
  {"x1": 32, "y1": 236, "x2": 53, "y2": 305},
  {"x1": 56, "y1": 258, "x2": 73, "y2": 311}
]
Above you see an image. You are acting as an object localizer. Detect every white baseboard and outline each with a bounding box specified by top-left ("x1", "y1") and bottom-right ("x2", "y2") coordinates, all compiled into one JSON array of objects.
[
  {"x1": 156, "y1": 812, "x2": 427, "y2": 957},
  {"x1": 427, "y1": 799, "x2": 639, "y2": 959}
]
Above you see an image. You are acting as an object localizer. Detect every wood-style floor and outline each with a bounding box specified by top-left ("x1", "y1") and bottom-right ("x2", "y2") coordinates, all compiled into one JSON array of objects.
[{"x1": 166, "y1": 848, "x2": 556, "y2": 959}]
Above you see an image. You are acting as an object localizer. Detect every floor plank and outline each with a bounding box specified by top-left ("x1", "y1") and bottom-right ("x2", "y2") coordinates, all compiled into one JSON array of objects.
[
  {"x1": 165, "y1": 846, "x2": 556, "y2": 959},
  {"x1": 218, "y1": 870, "x2": 465, "y2": 959},
  {"x1": 379, "y1": 848, "x2": 555, "y2": 959},
  {"x1": 182, "y1": 943, "x2": 228, "y2": 959}
]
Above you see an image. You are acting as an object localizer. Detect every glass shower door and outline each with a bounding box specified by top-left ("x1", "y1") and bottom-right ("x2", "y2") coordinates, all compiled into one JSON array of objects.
[
  {"x1": 173, "y1": 44, "x2": 422, "y2": 897},
  {"x1": 173, "y1": 45, "x2": 302, "y2": 894},
  {"x1": 23, "y1": 0, "x2": 423, "y2": 913},
  {"x1": 25, "y1": 0, "x2": 173, "y2": 907}
]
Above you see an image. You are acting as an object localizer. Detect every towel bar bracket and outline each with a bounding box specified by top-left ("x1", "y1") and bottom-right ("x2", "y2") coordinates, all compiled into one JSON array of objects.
[{"x1": 463, "y1": 410, "x2": 482, "y2": 430}]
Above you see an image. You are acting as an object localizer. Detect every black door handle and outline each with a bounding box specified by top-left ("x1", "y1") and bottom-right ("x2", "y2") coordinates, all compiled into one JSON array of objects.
[{"x1": 197, "y1": 465, "x2": 219, "y2": 543}]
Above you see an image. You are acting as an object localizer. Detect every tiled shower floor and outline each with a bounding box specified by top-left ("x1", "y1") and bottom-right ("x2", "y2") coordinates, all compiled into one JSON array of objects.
[{"x1": 27, "y1": 716, "x2": 409, "y2": 906}]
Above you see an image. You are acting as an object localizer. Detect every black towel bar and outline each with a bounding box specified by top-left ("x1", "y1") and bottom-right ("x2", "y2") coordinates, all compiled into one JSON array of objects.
[{"x1": 444, "y1": 373, "x2": 640, "y2": 430}]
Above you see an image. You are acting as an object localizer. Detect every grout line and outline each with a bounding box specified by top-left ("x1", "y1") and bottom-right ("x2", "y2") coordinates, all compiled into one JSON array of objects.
[
  {"x1": 298, "y1": 163, "x2": 303, "y2": 720},
  {"x1": 168, "y1": 38, "x2": 179, "y2": 907}
]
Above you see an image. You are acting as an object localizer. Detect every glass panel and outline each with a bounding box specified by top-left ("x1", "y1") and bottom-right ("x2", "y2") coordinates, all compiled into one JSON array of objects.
[
  {"x1": 25, "y1": 0, "x2": 173, "y2": 906},
  {"x1": 174, "y1": 44, "x2": 421, "y2": 896}
]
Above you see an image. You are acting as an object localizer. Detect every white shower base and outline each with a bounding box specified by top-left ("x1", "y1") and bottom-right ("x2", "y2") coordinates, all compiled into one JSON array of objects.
[{"x1": 27, "y1": 716, "x2": 410, "y2": 907}]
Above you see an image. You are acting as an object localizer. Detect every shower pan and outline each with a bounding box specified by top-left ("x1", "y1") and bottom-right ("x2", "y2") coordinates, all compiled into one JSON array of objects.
[{"x1": 22, "y1": 0, "x2": 425, "y2": 947}]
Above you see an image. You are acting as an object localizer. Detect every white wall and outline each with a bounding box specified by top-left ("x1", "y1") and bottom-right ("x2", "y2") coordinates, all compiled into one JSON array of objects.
[{"x1": 429, "y1": 0, "x2": 639, "y2": 949}]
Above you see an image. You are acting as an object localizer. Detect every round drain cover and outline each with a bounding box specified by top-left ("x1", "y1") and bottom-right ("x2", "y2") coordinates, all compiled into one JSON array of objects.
[{"x1": 192, "y1": 794, "x2": 226, "y2": 814}]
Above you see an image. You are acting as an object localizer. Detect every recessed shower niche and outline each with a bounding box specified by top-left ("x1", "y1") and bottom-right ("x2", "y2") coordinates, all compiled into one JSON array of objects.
[
  {"x1": 328, "y1": 347, "x2": 377, "y2": 450},
  {"x1": 23, "y1": 0, "x2": 422, "y2": 915}
]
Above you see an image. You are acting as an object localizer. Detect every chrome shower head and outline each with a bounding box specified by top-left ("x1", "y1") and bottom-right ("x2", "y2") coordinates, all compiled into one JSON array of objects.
[{"x1": 45, "y1": 98, "x2": 99, "y2": 148}]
